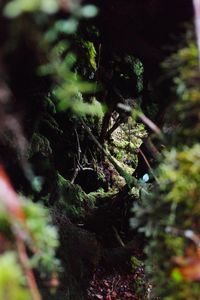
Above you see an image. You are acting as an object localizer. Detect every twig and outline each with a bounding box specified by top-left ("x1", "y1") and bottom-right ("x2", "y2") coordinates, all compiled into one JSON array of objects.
[
  {"x1": 71, "y1": 167, "x2": 79, "y2": 184},
  {"x1": 71, "y1": 129, "x2": 82, "y2": 183},
  {"x1": 75, "y1": 128, "x2": 82, "y2": 162},
  {"x1": 112, "y1": 226, "x2": 125, "y2": 247},
  {"x1": 138, "y1": 112, "x2": 161, "y2": 135},
  {"x1": 113, "y1": 88, "x2": 162, "y2": 135},
  {"x1": 0, "y1": 166, "x2": 42, "y2": 300},
  {"x1": 144, "y1": 138, "x2": 161, "y2": 159},
  {"x1": 193, "y1": 0, "x2": 200, "y2": 68},
  {"x1": 139, "y1": 148, "x2": 159, "y2": 184},
  {"x1": 16, "y1": 237, "x2": 42, "y2": 300},
  {"x1": 97, "y1": 43, "x2": 102, "y2": 71},
  {"x1": 113, "y1": 275, "x2": 121, "y2": 292},
  {"x1": 93, "y1": 43, "x2": 101, "y2": 96}
]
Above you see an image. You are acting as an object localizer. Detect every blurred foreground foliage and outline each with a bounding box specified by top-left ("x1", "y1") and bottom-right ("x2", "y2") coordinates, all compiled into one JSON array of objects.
[
  {"x1": 1, "y1": 0, "x2": 200, "y2": 299},
  {"x1": 132, "y1": 32, "x2": 200, "y2": 299},
  {"x1": 0, "y1": 0, "x2": 147, "y2": 295},
  {"x1": 0, "y1": 167, "x2": 59, "y2": 300},
  {"x1": 0, "y1": 0, "x2": 101, "y2": 298}
]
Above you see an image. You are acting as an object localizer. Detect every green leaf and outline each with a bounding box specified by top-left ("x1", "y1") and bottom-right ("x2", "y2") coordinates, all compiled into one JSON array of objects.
[
  {"x1": 4, "y1": 0, "x2": 58, "y2": 18},
  {"x1": 171, "y1": 268, "x2": 183, "y2": 283},
  {"x1": 40, "y1": 0, "x2": 58, "y2": 14},
  {"x1": 80, "y1": 5, "x2": 98, "y2": 18},
  {"x1": 55, "y1": 18, "x2": 79, "y2": 35}
]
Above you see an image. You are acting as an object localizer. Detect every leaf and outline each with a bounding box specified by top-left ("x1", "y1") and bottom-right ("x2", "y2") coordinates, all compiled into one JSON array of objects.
[
  {"x1": 55, "y1": 18, "x2": 78, "y2": 34},
  {"x1": 171, "y1": 268, "x2": 183, "y2": 282},
  {"x1": 179, "y1": 259, "x2": 200, "y2": 281},
  {"x1": 174, "y1": 250, "x2": 200, "y2": 281},
  {"x1": 40, "y1": 0, "x2": 58, "y2": 14},
  {"x1": 80, "y1": 5, "x2": 98, "y2": 18},
  {"x1": 4, "y1": 0, "x2": 58, "y2": 18}
]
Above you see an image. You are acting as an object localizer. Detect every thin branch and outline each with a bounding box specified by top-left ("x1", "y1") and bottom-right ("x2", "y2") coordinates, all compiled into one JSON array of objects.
[
  {"x1": 112, "y1": 88, "x2": 162, "y2": 135},
  {"x1": 0, "y1": 166, "x2": 42, "y2": 300},
  {"x1": 71, "y1": 167, "x2": 79, "y2": 184},
  {"x1": 138, "y1": 112, "x2": 161, "y2": 135},
  {"x1": 75, "y1": 128, "x2": 82, "y2": 162},
  {"x1": 71, "y1": 129, "x2": 82, "y2": 183},
  {"x1": 112, "y1": 226, "x2": 125, "y2": 247},
  {"x1": 16, "y1": 237, "x2": 42, "y2": 300},
  {"x1": 193, "y1": 0, "x2": 200, "y2": 68},
  {"x1": 139, "y1": 148, "x2": 159, "y2": 184},
  {"x1": 144, "y1": 138, "x2": 161, "y2": 159}
]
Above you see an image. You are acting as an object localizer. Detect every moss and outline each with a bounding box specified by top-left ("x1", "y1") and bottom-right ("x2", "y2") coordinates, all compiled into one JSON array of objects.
[
  {"x1": 83, "y1": 40, "x2": 97, "y2": 71},
  {"x1": 132, "y1": 35, "x2": 200, "y2": 300},
  {"x1": 29, "y1": 133, "x2": 52, "y2": 158},
  {"x1": 125, "y1": 55, "x2": 144, "y2": 93},
  {"x1": 0, "y1": 252, "x2": 30, "y2": 300},
  {"x1": 107, "y1": 119, "x2": 146, "y2": 179},
  {"x1": 53, "y1": 173, "x2": 96, "y2": 220}
]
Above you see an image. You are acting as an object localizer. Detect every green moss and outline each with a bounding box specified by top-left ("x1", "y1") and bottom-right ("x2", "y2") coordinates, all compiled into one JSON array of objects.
[
  {"x1": 55, "y1": 173, "x2": 96, "y2": 219},
  {"x1": 132, "y1": 35, "x2": 200, "y2": 299},
  {"x1": 126, "y1": 55, "x2": 144, "y2": 93},
  {"x1": 22, "y1": 197, "x2": 60, "y2": 274},
  {"x1": 159, "y1": 145, "x2": 200, "y2": 206},
  {"x1": 29, "y1": 133, "x2": 52, "y2": 158},
  {"x1": 0, "y1": 252, "x2": 30, "y2": 300},
  {"x1": 82, "y1": 40, "x2": 97, "y2": 71}
]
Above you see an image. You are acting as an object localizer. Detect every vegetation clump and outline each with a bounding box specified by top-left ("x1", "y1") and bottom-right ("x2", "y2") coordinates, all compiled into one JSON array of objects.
[
  {"x1": 0, "y1": 1, "x2": 199, "y2": 299},
  {"x1": 132, "y1": 36, "x2": 200, "y2": 299}
]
